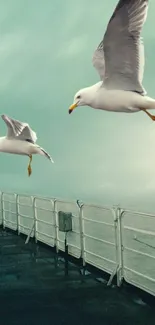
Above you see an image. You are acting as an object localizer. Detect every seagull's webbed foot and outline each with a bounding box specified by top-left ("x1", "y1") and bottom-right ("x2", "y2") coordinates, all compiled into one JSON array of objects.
[
  {"x1": 141, "y1": 109, "x2": 155, "y2": 121},
  {"x1": 27, "y1": 154, "x2": 32, "y2": 176}
]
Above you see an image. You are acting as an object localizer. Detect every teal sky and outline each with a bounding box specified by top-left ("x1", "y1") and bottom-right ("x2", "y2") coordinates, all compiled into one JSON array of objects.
[{"x1": 0, "y1": 0, "x2": 155, "y2": 212}]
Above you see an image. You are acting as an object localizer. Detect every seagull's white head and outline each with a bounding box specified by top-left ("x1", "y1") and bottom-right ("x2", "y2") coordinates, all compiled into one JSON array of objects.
[{"x1": 69, "y1": 88, "x2": 90, "y2": 114}]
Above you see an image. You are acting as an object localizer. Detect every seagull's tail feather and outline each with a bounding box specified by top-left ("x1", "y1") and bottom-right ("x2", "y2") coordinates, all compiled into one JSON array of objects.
[{"x1": 38, "y1": 146, "x2": 54, "y2": 163}]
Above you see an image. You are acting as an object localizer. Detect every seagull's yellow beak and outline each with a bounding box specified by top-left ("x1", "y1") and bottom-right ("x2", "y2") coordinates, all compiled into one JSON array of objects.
[{"x1": 68, "y1": 103, "x2": 78, "y2": 114}]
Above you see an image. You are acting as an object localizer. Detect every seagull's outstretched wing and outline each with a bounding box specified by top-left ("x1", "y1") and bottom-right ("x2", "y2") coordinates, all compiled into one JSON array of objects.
[
  {"x1": 1, "y1": 114, "x2": 26, "y2": 138},
  {"x1": 1, "y1": 114, "x2": 37, "y2": 143},
  {"x1": 92, "y1": 41, "x2": 105, "y2": 80},
  {"x1": 93, "y1": 0, "x2": 148, "y2": 94},
  {"x1": 17, "y1": 124, "x2": 37, "y2": 143}
]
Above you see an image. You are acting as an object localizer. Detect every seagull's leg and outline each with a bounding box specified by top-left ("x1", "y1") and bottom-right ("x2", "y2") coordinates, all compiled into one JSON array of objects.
[
  {"x1": 27, "y1": 154, "x2": 32, "y2": 176},
  {"x1": 141, "y1": 109, "x2": 155, "y2": 121}
]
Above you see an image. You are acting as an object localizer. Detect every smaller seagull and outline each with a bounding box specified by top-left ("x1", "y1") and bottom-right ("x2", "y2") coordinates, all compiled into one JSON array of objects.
[
  {"x1": 68, "y1": 0, "x2": 155, "y2": 121},
  {"x1": 0, "y1": 114, "x2": 54, "y2": 176}
]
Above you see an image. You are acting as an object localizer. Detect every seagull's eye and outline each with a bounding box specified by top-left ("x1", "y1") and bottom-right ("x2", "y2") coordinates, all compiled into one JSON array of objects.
[{"x1": 77, "y1": 95, "x2": 81, "y2": 99}]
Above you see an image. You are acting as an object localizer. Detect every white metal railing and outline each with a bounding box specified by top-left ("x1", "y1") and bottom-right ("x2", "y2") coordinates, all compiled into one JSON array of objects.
[{"x1": 0, "y1": 191, "x2": 155, "y2": 296}]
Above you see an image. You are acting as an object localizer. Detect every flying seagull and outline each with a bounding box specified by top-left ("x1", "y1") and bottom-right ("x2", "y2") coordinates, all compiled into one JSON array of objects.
[
  {"x1": 68, "y1": 0, "x2": 155, "y2": 121},
  {"x1": 0, "y1": 114, "x2": 54, "y2": 176}
]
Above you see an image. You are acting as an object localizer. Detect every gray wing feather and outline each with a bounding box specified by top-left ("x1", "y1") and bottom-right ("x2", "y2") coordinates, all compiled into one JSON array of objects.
[
  {"x1": 1, "y1": 114, "x2": 26, "y2": 138},
  {"x1": 1, "y1": 114, "x2": 37, "y2": 143},
  {"x1": 93, "y1": 0, "x2": 148, "y2": 94},
  {"x1": 38, "y1": 146, "x2": 54, "y2": 162},
  {"x1": 139, "y1": 38, "x2": 145, "y2": 84},
  {"x1": 17, "y1": 125, "x2": 37, "y2": 143},
  {"x1": 92, "y1": 41, "x2": 105, "y2": 80}
]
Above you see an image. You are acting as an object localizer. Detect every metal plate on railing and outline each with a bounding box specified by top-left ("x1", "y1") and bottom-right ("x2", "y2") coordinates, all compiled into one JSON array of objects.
[{"x1": 55, "y1": 200, "x2": 81, "y2": 258}]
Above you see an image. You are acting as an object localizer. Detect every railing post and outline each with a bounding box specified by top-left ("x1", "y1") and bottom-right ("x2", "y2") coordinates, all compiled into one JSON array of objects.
[
  {"x1": 53, "y1": 199, "x2": 59, "y2": 253},
  {"x1": 106, "y1": 207, "x2": 120, "y2": 287},
  {"x1": 15, "y1": 194, "x2": 20, "y2": 235},
  {"x1": 32, "y1": 196, "x2": 37, "y2": 243},
  {"x1": 25, "y1": 196, "x2": 36, "y2": 245},
  {"x1": 1, "y1": 192, "x2": 4, "y2": 228},
  {"x1": 0, "y1": 192, "x2": 2, "y2": 226},
  {"x1": 1, "y1": 192, "x2": 5, "y2": 229},
  {"x1": 77, "y1": 200, "x2": 86, "y2": 268},
  {"x1": 112, "y1": 206, "x2": 119, "y2": 264},
  {"x1": 54, "y1": 199, "x2": 59, "y2": 253},
  {"x1": 117, "y1": 207, "x2": 124, "y2": 286}
]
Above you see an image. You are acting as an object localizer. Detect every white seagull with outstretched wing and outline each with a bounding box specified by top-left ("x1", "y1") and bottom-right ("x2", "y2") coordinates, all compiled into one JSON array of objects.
[
  {"x1": 69, "y1": 0, "x2": 155, "y2": 121},
  {"x1": 0, "y1": 114, "x2": 54, "y2": 176}
]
